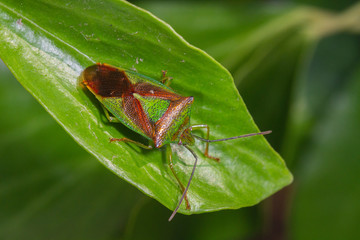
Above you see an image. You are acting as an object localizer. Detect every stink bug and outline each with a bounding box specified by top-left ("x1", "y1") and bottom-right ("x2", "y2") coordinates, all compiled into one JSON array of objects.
[{"x1": 80, "y1": 63, "x2": 271, "y2": 221}]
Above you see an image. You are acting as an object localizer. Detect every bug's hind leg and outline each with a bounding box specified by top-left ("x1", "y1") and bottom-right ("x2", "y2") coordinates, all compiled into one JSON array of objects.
[
  {"x1": 191, "y1": 124, "x2": 220, "y2": 162},
  {"x1": 110, "y1": 138, "x2": 153, "y2": 149},
  {"x1": 101, "y1": 105, "x2": 121, "y2": 123},
  {"x1": 103, "y1": 106, "x2": 153, "y2": 149},
  {"x1": 166, "y1": 145, "x2": 190, "y2": 210},
  {"x1": 160, "y1": 70, "x2": 173, "y2": 87}
]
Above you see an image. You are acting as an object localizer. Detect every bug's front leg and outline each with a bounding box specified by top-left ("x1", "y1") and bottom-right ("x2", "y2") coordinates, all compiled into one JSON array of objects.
[
  {"x1": 166, "y1": 144, "x2": 191, "y2": 210},
  {"x1": 191, "y1": 124, "x2": 220, "y2": 162}
]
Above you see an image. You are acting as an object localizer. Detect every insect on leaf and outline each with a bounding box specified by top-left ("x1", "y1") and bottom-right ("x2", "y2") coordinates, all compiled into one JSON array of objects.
[{"x1": 0, "y1": 0, "x2": 292, "y2": 216}]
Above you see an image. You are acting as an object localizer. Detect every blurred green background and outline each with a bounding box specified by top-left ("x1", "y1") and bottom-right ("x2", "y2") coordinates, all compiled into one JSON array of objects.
[{"x1": 1, "y1": 0, "x2": 360, "y2": 239}]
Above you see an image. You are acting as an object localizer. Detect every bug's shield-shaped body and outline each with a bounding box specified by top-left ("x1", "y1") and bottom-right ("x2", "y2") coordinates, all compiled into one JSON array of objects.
[
  {"x1": 81, "y1": 63, "x2": 194, "y2": 148},
  {"x1": 80, "y1": 63, "x2": 271, "y2": 221}
]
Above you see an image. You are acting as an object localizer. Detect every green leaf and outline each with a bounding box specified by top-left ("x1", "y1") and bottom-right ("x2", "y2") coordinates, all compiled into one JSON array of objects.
[{"x1": 0, "y1": 0, "x2": 292, "y2": 214}]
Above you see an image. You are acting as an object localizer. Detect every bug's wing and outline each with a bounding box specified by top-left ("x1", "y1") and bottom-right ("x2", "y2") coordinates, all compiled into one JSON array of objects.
[
  {"x1": 82, "y1": 64, "x2": 154, "y2": 140},
  {"x1": 133, "y1": 83, "x2": 194, "y2": 147},
  {"x1": 110, "y1": 82, "x2": 182, "y2": 140},
  {"x1": 133, "y1": 94, "x2": 170, "y2": 124},
  {"x1": 134, "y1": 82, "x2": 181, "y2": 100},
  {"x1": 133, "y1": 82, "x2": 187, "y2": 125},
  {"x1": 100, "y1": 97, "x2": 152, "y2": 140}
]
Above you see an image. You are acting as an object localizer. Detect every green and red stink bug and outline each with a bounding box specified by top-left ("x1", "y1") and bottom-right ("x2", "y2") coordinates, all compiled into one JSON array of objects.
[{"x1": 80, "y1": 63, "x2": 271, "y2": 221}]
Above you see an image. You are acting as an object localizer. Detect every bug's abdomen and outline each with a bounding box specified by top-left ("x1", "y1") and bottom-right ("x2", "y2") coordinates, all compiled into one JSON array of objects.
[{"x1": 81, "y1": 63, "x2": 132, "y2": 97}]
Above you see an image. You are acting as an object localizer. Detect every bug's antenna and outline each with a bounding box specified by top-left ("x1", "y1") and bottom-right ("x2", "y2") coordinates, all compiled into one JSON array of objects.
[
  {"x1": 168, "y1": 145, "x2": 198, "y2": 222},
  {"x1": 193, "y1": 130, "x2": 272, "y2": 142}
]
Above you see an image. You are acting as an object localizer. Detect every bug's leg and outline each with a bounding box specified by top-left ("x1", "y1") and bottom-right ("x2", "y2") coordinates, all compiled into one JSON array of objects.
[
  {"x1": 166, "y1": 144, "x2": 190, "y2": 210},
  {"x1": 110, "y1": 138, "x2": 153, "y2": 149},
  {"x1": 101, "y1": 105, "x2": 153, "y2": 149},
  {"x1": 101, "y1": 105, "x2": 121, "y2": 123},
  {"x1": 102, "y1": 106, "x2": 153, "y2": 149},
  {"x1": 191, "y1": 124, "x2": 220, "y2": 162},
  {"x1": 160, "y1": 70, "x2": 172, "y2": 87}
]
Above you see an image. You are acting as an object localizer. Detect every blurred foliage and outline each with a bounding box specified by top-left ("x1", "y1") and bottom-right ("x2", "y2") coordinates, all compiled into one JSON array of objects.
[
  {"x1": 1, "y1": 0, "x2": 360, "y2": 239},
  {"x1": 289, "y1": 33, "x2": 360, "y2": 240},
  {"x1": 293, "y1": 0, "x2": 359, "y2": 11}
]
